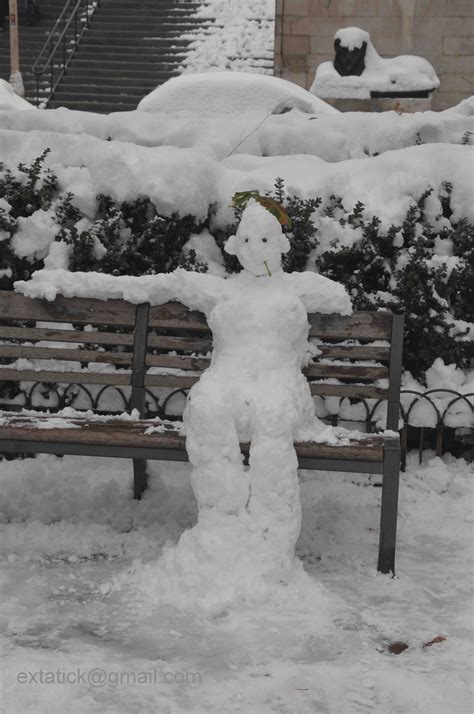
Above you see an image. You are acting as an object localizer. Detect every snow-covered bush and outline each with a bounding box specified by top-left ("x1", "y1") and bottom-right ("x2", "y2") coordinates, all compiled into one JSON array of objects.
[
  {"x1": 0, "y1": 152, "x2": 207, "y2": 289},
  {"x1": 0, "y1": 156, "x2": 472, "y2": 391}
]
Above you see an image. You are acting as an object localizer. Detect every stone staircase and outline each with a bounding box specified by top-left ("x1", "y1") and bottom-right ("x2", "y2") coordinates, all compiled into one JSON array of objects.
[
  {"x1": 0, "y1": 0, "x2": 66, "y2": 105},
  {"x1": 0, "y1": 0, "x2": 208, "y2": 113},
  {"x1": 48, "y1": 0, "x2": 207, "y2": 112}
]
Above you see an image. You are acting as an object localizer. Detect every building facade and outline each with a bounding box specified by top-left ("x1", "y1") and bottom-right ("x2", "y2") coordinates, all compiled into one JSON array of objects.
[{"x1": 274, "y1": 0, "x2": 474, "y2": 110}]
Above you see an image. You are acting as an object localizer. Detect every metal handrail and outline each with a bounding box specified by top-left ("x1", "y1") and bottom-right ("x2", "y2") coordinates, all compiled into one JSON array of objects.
[{"x1": 32, "y1": 0, "x2": 96, "y2": 107}]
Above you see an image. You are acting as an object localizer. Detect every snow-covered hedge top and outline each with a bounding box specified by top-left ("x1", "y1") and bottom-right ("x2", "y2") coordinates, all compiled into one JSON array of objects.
[
  {"x1": 0, "y1": 127, "x2": 472, "y2": 229},
  {"x1": 311, "y1": 27, "x2": 439, "y2": 100},
  {"x1": 1, "y1": 100, "x2": 471, "y2": 163}
]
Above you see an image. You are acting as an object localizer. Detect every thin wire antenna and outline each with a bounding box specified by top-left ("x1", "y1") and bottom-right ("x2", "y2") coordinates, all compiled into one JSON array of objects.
[{"x1": 225, "y1": 103, "x2": 279, "y2": 159}]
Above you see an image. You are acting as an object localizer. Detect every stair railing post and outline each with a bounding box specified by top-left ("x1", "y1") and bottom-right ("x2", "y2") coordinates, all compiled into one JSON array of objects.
[
  {"x1": 62, "y1": 15, "x2": 66, "y2": 69},
  {"x1": 8, "y1": 0, "x2": 25, "y2": 97}
]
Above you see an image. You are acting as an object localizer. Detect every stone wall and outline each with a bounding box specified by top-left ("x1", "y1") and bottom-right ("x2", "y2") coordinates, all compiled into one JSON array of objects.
[{"x1": 274, "y1": 0, "x2": 474, "y2": 110}]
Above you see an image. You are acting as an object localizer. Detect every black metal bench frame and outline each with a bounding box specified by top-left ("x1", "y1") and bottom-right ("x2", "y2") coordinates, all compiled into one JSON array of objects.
[{"x1": 0, "y1": 290, "x2": 404, "y2": 575}]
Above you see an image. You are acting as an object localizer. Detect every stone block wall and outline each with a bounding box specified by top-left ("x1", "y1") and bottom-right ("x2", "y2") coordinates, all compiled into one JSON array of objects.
[{"x1": 274, "y1": 0, "x2": 474, "y2": 110}]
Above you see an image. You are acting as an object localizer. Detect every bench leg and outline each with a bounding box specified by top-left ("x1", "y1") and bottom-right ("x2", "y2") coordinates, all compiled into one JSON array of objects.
[
  {"x1": 133, "y1": 458, "x2": 148, "y2": 500},
  {"x1": 377, "y1": 442, "x2": 401, "y2": 575}
]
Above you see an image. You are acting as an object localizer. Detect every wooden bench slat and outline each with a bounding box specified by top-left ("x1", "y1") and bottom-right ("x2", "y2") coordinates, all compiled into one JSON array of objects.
[
  {"x1": 0, "y1": 346, "x2": 388, "y2": 380},
  {"x1": 310, "y1": 384, "x2": 388, "y2": 399},
  {"x1": 148, "y1": 302, "x2": 210, "y2": 332},
  {"x1": 0, "y1": 291, "x2": 137, "y2": 326},
  {"x1": 147, "y1": 335, "x2": 212, "y2": 352},
  {"x1": 0, "y1": 368, "x2": 131, "y2": 386},
  {"x1": 0, "y1": 325, "x2": 135, "y2": 346},
  {"x1": 144, "y1": 375, "x2": 199, "y2": 389},
  {"x1": 309, "y1": 311, "x2": 392, "y2": 340},
  {"x1": 0, "y1": 369, "x2": 389, "y2": 398},
  {"x1": 146, "y1": 354, "x2": 210, "y2": 370},
  {"x1": 318, "y1": 345, "x2": 390, "y2": 360},
  {"x1": 0, "y1": 345, "x2": 133, "y2": 365},
  {"x1": 0, "y1": 415, "x2": 385, "y2": 461},
  {"x1": 305, "y1": 364, "x2": 388, "y2": 380}
]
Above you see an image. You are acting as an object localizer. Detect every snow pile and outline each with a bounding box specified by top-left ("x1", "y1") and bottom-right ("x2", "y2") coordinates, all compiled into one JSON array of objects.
[
  {"x1": 15, "y1": 201, "x2": 351, "y2": 612},
  {"x1": 402, "y1": 360, "x2": 474, "y2": 428},
  {"x1": 311, "y1": 27, "x2": 439, "y2": 99},
  {"x1": 180, "y1": 0, "x2": 275, "y2": 74},
  {"x1": 0, "y1": 79, "x2": 36, "y2": 111},
  {"x1": 443, "y1": 95, "x2": 474, "y2": 116},
  {"x1": 137, "y1": 72, "x2": 338, "y2": 116}
]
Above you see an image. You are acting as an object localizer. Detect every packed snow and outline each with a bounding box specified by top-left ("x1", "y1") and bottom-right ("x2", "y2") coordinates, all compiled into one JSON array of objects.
[
  {"x1": 137, "y1": 72, "x2": 338, "y2": 116},
  {"x1": 0, "y1": 452, "x2": 472, "y2": 713},
  {"x1": 311, "y1": 27, "x2": 439, "y2": 100},
  {"x1": 0, "y1": 79, "x2": 36, "y2": 111}
]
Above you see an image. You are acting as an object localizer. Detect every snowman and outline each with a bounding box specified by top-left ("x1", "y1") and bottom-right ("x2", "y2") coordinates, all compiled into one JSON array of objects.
[{"x1": 17, "y1": 199, "x2": 352, "y2": 610}]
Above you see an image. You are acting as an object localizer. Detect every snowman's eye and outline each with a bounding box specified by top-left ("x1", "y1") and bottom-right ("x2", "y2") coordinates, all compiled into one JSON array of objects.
[
  {"x1": 245, "y1": 238, "x2": 249, "y2": 243},
  {"x1": 262, "y1": 237, "x2": 267, "y2": 243}
]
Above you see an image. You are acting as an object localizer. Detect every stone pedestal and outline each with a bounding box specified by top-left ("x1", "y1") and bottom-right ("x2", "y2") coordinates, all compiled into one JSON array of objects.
[{"x1": 324, "y1": 95, "x2": 433, "y2": 113}]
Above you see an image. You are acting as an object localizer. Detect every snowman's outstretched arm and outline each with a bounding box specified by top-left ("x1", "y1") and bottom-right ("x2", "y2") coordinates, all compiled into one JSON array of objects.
[
  {"x1": 288, "y1": 271, "x2": 352, "y2": 315},
  {"x1": 15, "y1": 268, "x2": 228, "y2": 315}
]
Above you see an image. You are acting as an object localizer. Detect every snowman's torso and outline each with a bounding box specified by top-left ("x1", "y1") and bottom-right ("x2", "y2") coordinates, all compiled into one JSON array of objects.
[{"x1": 208, "y1": 280, "x2": 310, "y2": 376}]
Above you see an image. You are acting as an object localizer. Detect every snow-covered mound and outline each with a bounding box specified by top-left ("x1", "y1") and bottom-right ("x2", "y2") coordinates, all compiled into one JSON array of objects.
[
  {"x1": 137, "y1": 72, "x2": 339, "y2": 116},
  {"x1": 442, "y1": 95, "x2": 474, "y2": 116},
  {"x1": 0, "y1": 79, "x2": 36, "y2": 111},
  {"x1": 311, "y1": 27, "x2": 439, "y2": 99}
]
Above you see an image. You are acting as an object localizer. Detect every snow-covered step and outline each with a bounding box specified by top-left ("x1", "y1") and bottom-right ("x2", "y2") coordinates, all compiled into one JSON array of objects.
[
  {"x1": 47, "y1": 100, "x2": 140, "y2": 112},
  {"x1": 64, "y1": 68, "x2": 178, "y2": 81}
]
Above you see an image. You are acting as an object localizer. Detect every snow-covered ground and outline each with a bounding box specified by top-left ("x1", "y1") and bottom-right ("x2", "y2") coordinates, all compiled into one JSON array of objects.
[{"x1": 0, "y1": 452, "x2": 472, "y2": 713}]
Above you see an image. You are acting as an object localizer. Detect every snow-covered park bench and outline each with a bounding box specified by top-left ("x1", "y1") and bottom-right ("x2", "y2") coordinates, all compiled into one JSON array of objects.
[{"x1": 0, "y1": 289, "x2": 404, "y2": 575}]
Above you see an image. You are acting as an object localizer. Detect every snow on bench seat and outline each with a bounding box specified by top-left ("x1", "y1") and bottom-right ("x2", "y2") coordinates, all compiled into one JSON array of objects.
[{"x1": 0, "y1": 411, "x2": 392, "y2": 467}]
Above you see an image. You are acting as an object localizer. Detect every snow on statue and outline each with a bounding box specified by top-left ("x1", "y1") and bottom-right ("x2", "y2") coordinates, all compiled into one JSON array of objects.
[{"x1": 16, "y1": 199, "x2": 352, "y2": 613}]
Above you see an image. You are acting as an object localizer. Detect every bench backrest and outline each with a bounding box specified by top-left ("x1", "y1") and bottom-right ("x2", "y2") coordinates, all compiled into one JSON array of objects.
[{"x1": 0, "y1": 290, "x2": 404, "y2": 430}]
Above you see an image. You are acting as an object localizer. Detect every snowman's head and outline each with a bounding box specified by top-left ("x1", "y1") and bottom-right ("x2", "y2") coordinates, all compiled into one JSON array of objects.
[{"x1": 224, "y1": 199, "x2": 290, "y2": 277}]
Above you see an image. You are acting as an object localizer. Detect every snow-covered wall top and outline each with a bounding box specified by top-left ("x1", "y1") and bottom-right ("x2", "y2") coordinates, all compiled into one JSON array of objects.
[
  {"x1": 311, "y1": 27, "x2": 439, "y2": 100},
  {"x1": 0, "y1": 128, "x2": 472, "y2": 231},
  {"x1": 0, "y1": 97, "x2": 471, "y2": 163}
]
